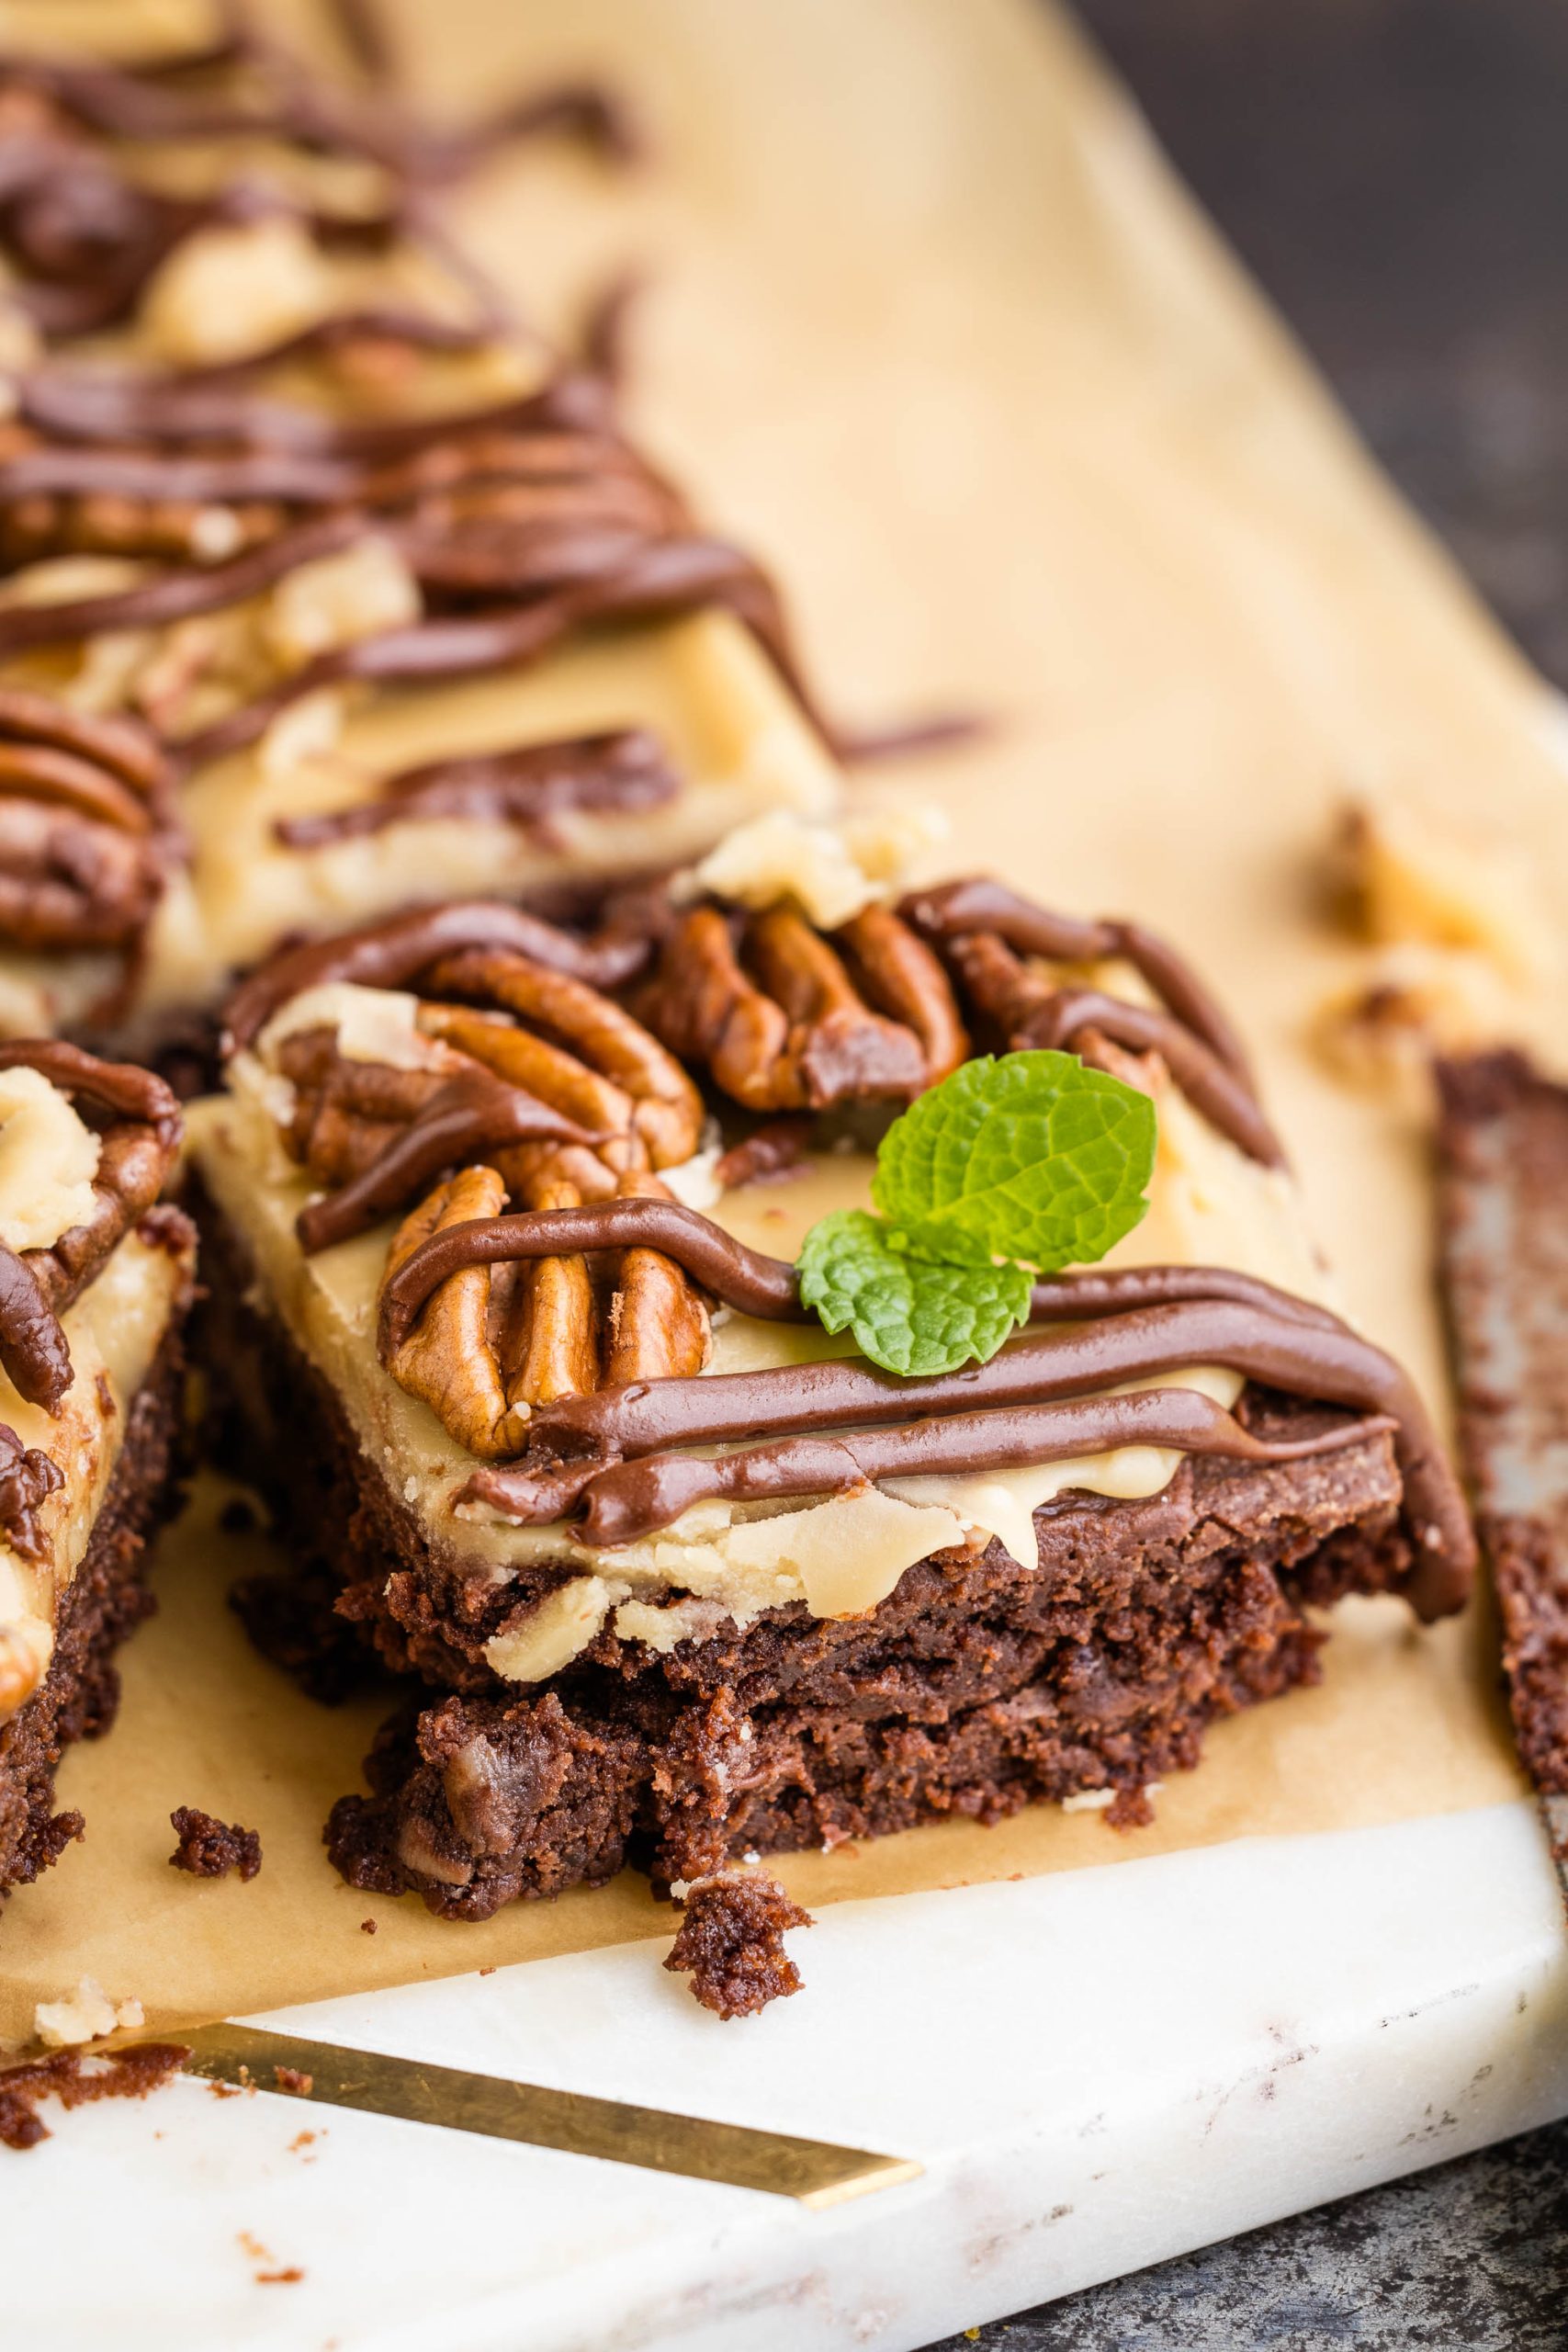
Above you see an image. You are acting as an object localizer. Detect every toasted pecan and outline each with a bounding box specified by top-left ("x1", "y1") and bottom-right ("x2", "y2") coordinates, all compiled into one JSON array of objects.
[
  {"x1": 384, "y1": 1165, "x2": 528, "y2": 1460},
  {"x1": 637, "y1": 903, "x2": 936, "y2": 1113},
  {"x1": 425, "y1": 946, "x2": 704, "y2": 1168}
]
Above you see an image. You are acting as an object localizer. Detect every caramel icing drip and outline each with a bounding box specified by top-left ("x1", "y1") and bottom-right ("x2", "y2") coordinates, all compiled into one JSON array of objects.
[
  {"x1": 0, "y1": 1038, "x2": 181, "y2": 1410},
  {"x1": 272, "y1": 728, "x2": 679, "y2": 853}
]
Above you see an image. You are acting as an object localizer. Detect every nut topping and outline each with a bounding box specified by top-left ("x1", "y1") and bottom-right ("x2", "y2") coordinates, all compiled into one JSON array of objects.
[
  {"x1": 385, "y1": 1165, "x2": 528, "y2": 1461},
  {"x1": 637, "y1": 901, "x2": 960, "y2": 1112}
]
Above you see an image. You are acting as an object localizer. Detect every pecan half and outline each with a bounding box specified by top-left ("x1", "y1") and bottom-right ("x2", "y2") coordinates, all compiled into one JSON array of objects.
[
  {"x1": 426, "y1": 946, "x2": 704, "y2": 1169},
  {"x1": 0, "y1": 690, "x2": 173, "y2": 956},
  {"x1": 603, "y1": 1169, "x2": 710, "y2": 1388},
  {"x1": 277, "y1": 1027, "x2": 457, "y2": 1189},
  {"x1": 384, "y1": 1165, "x2": 528, "y2": 1460},
  {"x1": 637, "y1": 904, "x2": 935, "y2": 1113},
  {"x1": 499, "y1": 1174, "x2": 600, "y2": 1410}
]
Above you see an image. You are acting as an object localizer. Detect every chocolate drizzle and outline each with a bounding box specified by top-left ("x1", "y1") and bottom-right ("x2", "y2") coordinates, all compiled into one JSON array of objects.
[
  {"x1": 224, "y1": 897, "x2": 654, "y2": 1050},
  {"x1": 296, "y1": 1072, "x2": 600, "y2": 1254},
  {"x1": 467, "y1": 1389, "x2": 1396, "y2": 1553},
  {"x1": 0, "y1": 15, "x2": 640, "y2": 343},
  {"x1": 899, "y1": 879, "x2": 1281, "y2": 1166},
  {"x1": 0, "y1": 1040, "x2": 182, "y2": 1410},
  {"x1": 273, "y1": 726, "x2": 679, "y2": 849},
  {"x1": 374, "y1": 1200, "x2": 1471, "y2": 1616}
]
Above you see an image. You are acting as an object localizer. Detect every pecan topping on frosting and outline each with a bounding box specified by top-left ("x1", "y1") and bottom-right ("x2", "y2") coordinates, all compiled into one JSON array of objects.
[
  {"x1": 240, "y1": 912, "x2": 714, "y2": 1453},
  {"x1": 224, "y1": 874, "x2": 1476, "y2": 1619},
  {"x1": 0, "y1": 689, "x2": 174, "y2": 970},
  {"x1": 635, "y1": 899, "x2": 966, "y2": 1111},
  {"x1": 0, "y1": 1039, "x2": 180, "y2": 1411}
]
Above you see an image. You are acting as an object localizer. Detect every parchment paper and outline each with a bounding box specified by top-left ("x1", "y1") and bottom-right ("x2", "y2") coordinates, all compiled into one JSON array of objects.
[{"x1": 3, "y1": 0, "x2": 1554, "y2": 2044}]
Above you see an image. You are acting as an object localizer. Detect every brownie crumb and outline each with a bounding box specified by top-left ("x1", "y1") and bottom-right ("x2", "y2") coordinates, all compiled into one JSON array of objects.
[
  {"x1": 1105, "y1": 1784, "x2": 1156, "y2": 1831},
  {"x1": 273, "y1": 2066, "x2": 312, "y2": 2097},
  {"x1": 0, "y1": 2043, "x2": 187, "y2": 2152},
  {"x1": 169, "y1": 1806, "x2": 263, "y2": 1882},
  {"x1": 359, "y1": 1917, "x2": 378, "y2": 1935},
  {"x1": 663, "y1": 1874, "x2": 813, "y2": 2019}
]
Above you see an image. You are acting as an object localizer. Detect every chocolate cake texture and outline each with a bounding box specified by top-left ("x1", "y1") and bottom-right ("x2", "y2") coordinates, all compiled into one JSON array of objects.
[{"x1": 187, "y1": 842, "x2": 1474, "y2": 1991}]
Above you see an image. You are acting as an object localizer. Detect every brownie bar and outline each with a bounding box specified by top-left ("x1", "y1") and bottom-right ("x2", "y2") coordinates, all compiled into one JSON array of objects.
[
  {"x1": 1438, "y1": 1050, "x2": 1568, "y2": 1792},
  {"x1": 0, "y1": 1317, "x2": 187, "y2": 1895},
  {"x1": 199, "y1": 1187, "x2": 1411, "y2": 1917}
]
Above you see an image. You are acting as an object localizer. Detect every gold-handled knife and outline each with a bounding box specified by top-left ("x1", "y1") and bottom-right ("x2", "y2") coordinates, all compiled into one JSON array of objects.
[{"x1": 175, "y1": 2022, "x2": 923, "y2": 2205}]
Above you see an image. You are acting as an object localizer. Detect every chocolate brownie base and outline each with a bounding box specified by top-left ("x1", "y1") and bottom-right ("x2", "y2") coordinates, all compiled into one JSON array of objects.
[
  {"x1": 1438, "y1": 1050, "x2": 1568, "y2": 1792},
  {"x1": 0, "y1": 1317, "x2": 190, "y2": 1897},
  {"x1": 197, "y1": 1189, "x2": 1416, "y2": 1918}
]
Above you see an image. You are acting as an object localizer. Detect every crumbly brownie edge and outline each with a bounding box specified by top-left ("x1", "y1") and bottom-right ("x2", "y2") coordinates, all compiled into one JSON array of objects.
[{"x1": 0, "y1": 1308, "x2": 192, "y2": 1897}]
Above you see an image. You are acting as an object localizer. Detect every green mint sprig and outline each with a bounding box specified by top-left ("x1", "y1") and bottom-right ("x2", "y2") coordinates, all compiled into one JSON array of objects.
[{"x1": 796, "y1": 1050, "x2": 1156, "y2": 1378}]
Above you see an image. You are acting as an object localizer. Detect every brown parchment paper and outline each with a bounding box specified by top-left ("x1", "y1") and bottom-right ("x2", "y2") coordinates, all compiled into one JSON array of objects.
[{"x1": 2, "y1": 0, "x2": 1556, "y2": 2043}]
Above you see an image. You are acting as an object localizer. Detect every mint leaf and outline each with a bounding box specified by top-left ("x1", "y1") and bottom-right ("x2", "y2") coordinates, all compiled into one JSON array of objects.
[
  {"x1": 797, "y1": 1208, "x2": 1032, "y2": 1377},
  {"x1": 871, "y1": 1049, "x2": 1155, "y2": 1273}
]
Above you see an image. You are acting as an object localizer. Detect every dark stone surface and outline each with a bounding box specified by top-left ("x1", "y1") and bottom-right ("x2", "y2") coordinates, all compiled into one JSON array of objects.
[
  {"x1": 919, "y1": 6, "x2": 1568, "y2": 2343},
  {"x1": 922, "y1": 2119, "x2": 1568, "y2": 2349},
  {"x1": 1072, "y1": 0, "x2": 1568, "y2": 687}
]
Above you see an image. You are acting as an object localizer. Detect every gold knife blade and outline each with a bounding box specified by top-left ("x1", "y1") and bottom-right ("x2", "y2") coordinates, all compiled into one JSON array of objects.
[{"x1": 175, "y1": 2022, "x2": 923, "y2": 2206}]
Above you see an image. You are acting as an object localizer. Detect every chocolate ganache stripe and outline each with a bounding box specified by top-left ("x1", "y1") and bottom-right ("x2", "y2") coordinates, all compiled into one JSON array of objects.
[
  {"x1": 1011, "y1": 987, "x2": 1283, "y2": 1167},
  {"x1": 380, "y1": 1203, "x2": 1472, "y2": 1614},
  {"x1": 0, "y1": 511, "x2": 367, "y2": 657},
  {"x1": 14, "y1": 369, "x2": 607, "y2": 461},
  {"x1": 901, "y1": 880, "x2": 1255, "y2": 1084},
  {"x1": 173, "y1": 537, "x2": 805, "y2": 773},
  {"x1": 378, "y1": 1202, "x2": 808, "y2": 1346},
  {"x1": 274, "y1": 728, "x2": 678, "y2": 847},
  {"x1": 225, "y1": 899, "x2": 653, "y2": 1049},
  {"x1": 466, "y1": 1391, "x2": 1398, "y2": 1552},
  {"x1": 296, "y1": 1074, "x2": 601, "y2": 1253}
]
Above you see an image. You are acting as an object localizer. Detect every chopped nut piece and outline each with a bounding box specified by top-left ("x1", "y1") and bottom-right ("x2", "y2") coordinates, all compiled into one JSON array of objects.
[
  {"x1": 693, "y1": 807, "x2": 947, "y2": 928},
  {"x1": 1312, "y1": 944, "x2": 1517, "y2": 1096},
  {"x1": 1334, "y1": 798, "x2": 1555, "y2": 986},
  {"x1": 140, "y1": 217, "x2": 337, "y2": 367},
  {"x1": 262, "y1": 538, "x2": 422, "y2": 669}
]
